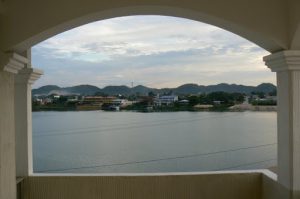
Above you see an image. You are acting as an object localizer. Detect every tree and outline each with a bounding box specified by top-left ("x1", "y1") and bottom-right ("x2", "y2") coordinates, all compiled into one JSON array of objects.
[
  {"x1": 231, "y1": 93, "x2": 245, "y2": 103},
  {"x1": 148, "y1": 91, "x2": 156, "y2": 97},
  {"x1": 269, "y1": 89, "x2": 277, "y2": 96},
  {"x1": 188, "y1": 95, "x2": 199, "y2": 106},
  {"x1": 206, "y1": 92, "x2": 232, "y2": 104},
  {"x1": 251, "y1": 91, "x2": 265, "y2": 98},
  {"x1": 95, "y1": 92, "x2": 108, "y2": 97},
  {"x1": 57, "y1": 96, "x2": 68, "y2": 104}
]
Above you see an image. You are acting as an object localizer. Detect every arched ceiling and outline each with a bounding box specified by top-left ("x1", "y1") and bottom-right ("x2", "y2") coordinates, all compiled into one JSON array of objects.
[{"x1": 0, "y1": 0, "x2": 294, "y2": 53}]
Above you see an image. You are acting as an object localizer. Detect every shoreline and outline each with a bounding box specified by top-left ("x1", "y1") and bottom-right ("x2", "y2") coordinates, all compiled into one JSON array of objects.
[
  {"x1": 229, "y1": 104, "x2": 277, "y2": 112},
  {"x1": 32, "y1": 106, "x2": 277, "y2": 112}
]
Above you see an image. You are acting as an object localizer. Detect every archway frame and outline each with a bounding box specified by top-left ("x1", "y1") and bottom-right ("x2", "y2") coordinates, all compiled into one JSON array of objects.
[{"x1": 0, "y1": 1, "x2": 291, "y2": 53}]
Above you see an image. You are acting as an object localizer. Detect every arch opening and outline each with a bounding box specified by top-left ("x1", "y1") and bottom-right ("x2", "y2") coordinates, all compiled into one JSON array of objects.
[{"x1": 31, "y1": 15, "x2": 277, "y2": 174}]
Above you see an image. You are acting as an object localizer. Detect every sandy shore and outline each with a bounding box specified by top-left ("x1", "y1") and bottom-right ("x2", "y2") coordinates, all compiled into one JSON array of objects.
[{"x1": 229, "y1": 104, "x2": 277, "y2": 112}]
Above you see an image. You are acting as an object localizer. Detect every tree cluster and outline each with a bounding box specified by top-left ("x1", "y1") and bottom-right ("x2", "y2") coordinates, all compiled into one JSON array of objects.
[{"x1": 186, "y1": 92, "x2": 245, "y2": 106}]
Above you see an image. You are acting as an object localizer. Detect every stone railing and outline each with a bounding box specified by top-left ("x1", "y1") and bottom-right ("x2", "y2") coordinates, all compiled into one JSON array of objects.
[{"x1": 18, "y1": 170, "x2": 283, "y2": 199}]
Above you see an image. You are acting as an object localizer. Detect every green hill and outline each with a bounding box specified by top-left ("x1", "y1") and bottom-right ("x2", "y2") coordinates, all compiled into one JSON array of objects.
[{"x1": 32, "y1": 83, "x2": 277, "y2": 96}]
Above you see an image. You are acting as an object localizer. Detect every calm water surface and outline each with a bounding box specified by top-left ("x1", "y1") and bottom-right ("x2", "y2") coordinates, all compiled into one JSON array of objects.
[{"x1": 32, "y1": 111, "x2": 277, "y2": 173}]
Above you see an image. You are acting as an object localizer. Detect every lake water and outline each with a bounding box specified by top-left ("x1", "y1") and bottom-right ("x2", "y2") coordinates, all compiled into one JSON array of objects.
[{"x1": 32, "y1": 111, "x2": 277, "y2": 173}]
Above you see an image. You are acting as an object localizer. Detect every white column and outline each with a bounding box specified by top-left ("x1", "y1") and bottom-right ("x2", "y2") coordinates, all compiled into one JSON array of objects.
[
  {"x1": 14, "y1": 52, "x2": 43, "y2": 177},
  {"x1": 264, "y1": 50, "x2": 300, "y2": 198},
  {"x1": 0, "y1": 52, "x2": 27, "y2": 199}
]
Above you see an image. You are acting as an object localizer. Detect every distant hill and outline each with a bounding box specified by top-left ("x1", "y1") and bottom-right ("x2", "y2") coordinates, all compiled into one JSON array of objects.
[
  {"x1": 170, "y1": 83, "x2": 276, "y2": 95},
  {"x1": 32, "y1": 85, "x2": 61, "y2": 95},
  {"x1": 175, "y1": 84, "x2": 201, "y2": 94},
  {"x1": 102, "y1": 85, "x2": 131, "y2": 95},
  {"x1": 254, "y1": 83, "x2": 277, "y2": 93},
  {"x1": 131, "y1": 85, "x2": 152, "y2": 94},
  {"x1": 200, "y1": 83, "x2": 254, "y2": 94},
  {"x1": 32, "y1": 83, "x2": 276, "y2": 96},
  {"x1": 62, "y1": 85, "x2": 101, "y2": 95},
  {"x1": 32, "y1": 85, "x2": 101, "y2": 96}
]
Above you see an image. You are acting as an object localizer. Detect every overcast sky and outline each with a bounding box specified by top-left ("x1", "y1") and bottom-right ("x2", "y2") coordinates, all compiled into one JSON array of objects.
[{"x1": 32, "y1": 15, "x2": 275, "y2": 89}]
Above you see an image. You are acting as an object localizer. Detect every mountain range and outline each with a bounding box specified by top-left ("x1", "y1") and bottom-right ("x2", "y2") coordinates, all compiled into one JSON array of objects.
[{"x1": 32, "y1": 83, "x2": 276, "y2": 96}]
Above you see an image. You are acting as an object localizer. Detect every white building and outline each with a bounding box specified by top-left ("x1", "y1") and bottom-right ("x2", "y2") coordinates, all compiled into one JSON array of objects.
[
  {"x1": 154, "y1": 95, "x2": 178, "y2": 106},
  {"x1": 112, "y1": 99, "x2": 132, "y2": 107}
]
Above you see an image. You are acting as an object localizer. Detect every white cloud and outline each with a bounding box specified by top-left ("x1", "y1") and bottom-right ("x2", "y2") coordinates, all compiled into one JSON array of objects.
[{"x1": 32, "y1": 15, "x2": 274, "y2": 88}]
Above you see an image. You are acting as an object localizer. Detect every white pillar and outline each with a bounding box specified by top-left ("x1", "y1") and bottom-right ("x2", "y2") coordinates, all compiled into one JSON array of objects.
[
  {"x1": 0, "y1": 52, "x2": 28, "y2": 199},
  {"x1": 15, "y1": 68, "x2": 43, "y2": 176},
  {"x1": 264, "y1": 50, "x2": 300, "y2": 198},
  {"x1": 14, "y1": 51, "x2": 43, "y2": 177}
]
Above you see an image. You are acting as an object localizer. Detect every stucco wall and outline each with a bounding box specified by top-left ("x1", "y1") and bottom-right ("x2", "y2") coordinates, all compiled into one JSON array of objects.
[
  {"x1": 0, "y1": 0, "x2": 290, "y2": 53},
  {"x1": 288, "y1": 0, "x2": 300, "y2": 49},
  {"x1": 0, "y1": 71, "x2": 16, "y2": 199},
  {"x1": 23, "y1": 173, "x2": 262, "y2": 199},
  {"x1": 261, "y1": 171, "x2": 300, "y2": 199}
]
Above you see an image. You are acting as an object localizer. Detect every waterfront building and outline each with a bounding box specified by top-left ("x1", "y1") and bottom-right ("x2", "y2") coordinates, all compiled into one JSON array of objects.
[
  {"x1": 194, "y1": 104, "x2": 214, "y2": 109},
  {"x1": 112, "y1": 99, "x2": 132, "y2": 107},
  {"x1": 154, "y1": 95, "x2": 178, "y2": 106},
  {"x1": 213, "y1": 100, "x2": 222, "y2": 105},
  {"x1": 178, "y1": 99, "x2": 189, "y2": 105},
  {"x1": 67, "y1": 96, "x2": 79, "y2": 102},
  {"x1": 82, "y1": 96, "x2": 116, "y2": 106},
  {"x1": 138, "y1": 96, "x2": 154, "y2": 106}
]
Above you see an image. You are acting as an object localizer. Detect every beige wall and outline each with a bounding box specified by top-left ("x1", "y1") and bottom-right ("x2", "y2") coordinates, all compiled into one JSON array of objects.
[
  {"x1": 0, "y1": 71, "x2": 16, "y2": 199},
  {"x1": 23, "y1": 173, "x2": 262, "y2": 199},
  {"x1": 261, "y1": 172, "x2": 300, "y2": 199},
  {"x1": 262, "y1": 173, "x2": 287, "y2": 199},
  {"x1": 0, "y1": 0, "x2": 292, "y2": 53},
  {"x1": 288, "y1": 0, "x2": 300, "y2": 49}
]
